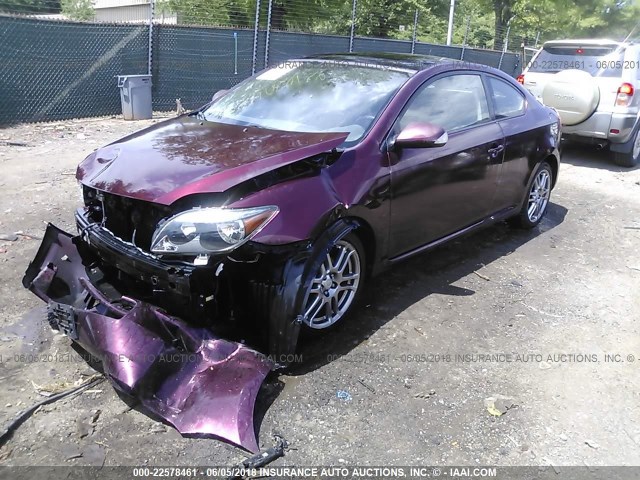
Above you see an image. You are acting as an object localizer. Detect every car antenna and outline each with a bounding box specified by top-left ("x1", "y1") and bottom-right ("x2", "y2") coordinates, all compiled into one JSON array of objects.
[
  {"x1": 622, "y1": 19, "x2": 640, "y2": 44},
  {"x1": 595, "y1": 21, "x2": 640, "y2": 77}
]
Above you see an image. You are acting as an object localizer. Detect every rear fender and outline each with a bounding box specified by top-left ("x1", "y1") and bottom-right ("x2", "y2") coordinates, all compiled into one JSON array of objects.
[{"x1": 610, "y1": 119, "x2": 640, "y2": 153}]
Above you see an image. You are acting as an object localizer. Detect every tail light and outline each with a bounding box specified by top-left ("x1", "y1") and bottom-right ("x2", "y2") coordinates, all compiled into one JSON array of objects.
[
  {"x1": 616, "y1": 82, "x2": 634, "y2": 106},
  {"x1": 516, "y1": 74, "x2": 525, "y2": 85}
]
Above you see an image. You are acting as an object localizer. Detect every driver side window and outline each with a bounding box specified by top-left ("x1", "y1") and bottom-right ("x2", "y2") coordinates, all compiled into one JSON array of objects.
[{"x1": 399, "y1": 74, "x2": 490, "y2": 132}]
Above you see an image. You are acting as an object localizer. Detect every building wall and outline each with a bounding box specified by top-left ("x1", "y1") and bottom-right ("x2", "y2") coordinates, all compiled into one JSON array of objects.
[{"x1": 95, "y1": 5, "x2": 150, "y2": 23}]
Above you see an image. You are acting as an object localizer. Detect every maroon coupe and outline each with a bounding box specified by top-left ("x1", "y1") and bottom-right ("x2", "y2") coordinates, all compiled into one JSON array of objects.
[{"x1": 23, "y1": 53, "x2": 560, "y2": 451}]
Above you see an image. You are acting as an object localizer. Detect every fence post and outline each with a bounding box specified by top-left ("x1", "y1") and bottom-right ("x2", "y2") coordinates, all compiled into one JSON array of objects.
[
  {"x1": 264, "y1": 0, "x2": 273, "y2": 68},
  {"x1": 460, "y1": 16, "x2": 470, "y2": 60},
  {"x1": 251, "y1": 0, "x2": 261, "y2": 74},
  {"x1": 349, "y1": 0, "x2": 357, "y2": 53},
  {"x1": 446, "y1": 0, "x2": 455, "y2": 45},
  {"x1": 234, "y1": 32, "x2": 238, "y2": 75},
  {"x1": 411, "y1": 9, "x2": 418, "y2": 54},
  {"x1": 147, "y1": 0, "x2": 155, "y2": 76},
  {"x1": 497, "y1": 19, "x2": 512, "y2": 70}
]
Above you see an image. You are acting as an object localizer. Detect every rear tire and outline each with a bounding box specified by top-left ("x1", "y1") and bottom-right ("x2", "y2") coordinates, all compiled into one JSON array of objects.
[
  {"x1": 613, "y1": 129, "x2": 640, "y2": 168},
  {"x1": 509, "y1": 162, "x2": 553, "y2": 229}
]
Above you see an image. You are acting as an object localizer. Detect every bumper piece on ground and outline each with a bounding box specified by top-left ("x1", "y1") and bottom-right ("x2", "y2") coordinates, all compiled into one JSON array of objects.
[{"x1": 23, "y1": 224, "x2": 274, "y2": 453}]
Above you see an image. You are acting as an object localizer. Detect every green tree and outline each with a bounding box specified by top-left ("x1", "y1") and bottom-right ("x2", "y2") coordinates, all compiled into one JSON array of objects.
[
  {"x1": 483, "y1": 0, "x2": 640, "y2": 49},
  {"x1": 166, "y1": 0, "x2": 345, "y2": 30},
  {"x1": 160, "y1": 0, "x2": 640, "y2": 51},
  {"x1": 353, "y1": 0, "x2": 413, "y2": 38},
  {"x1": 61, "y1": 0, "x2": 94, "y2": 20},
  {"x1": 166, "y1": 0, "x2": 449, "y2": 37},
  {"x1": 166, "y1": 0, "x2": 251, "y2": 26}
]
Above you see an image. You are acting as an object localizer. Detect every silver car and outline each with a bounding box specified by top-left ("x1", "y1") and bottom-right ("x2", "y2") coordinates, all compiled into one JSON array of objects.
[{"x1": 519, "y1": 39, "x2": 640, "y2": 167}]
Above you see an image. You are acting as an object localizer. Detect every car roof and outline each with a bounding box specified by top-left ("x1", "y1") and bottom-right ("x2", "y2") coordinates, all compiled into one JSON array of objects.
[
  {"x1": 302, "y1": 52, "x2": 466, "y2": 73},
  {"x1": 543, "y1": 39, "x2": 624, "y2": 47}
]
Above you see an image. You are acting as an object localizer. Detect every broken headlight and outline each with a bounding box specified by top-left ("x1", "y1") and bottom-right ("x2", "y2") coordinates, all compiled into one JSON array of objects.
[{"x1": 150, "y1": 206, "x2": 278, "y2": 254}]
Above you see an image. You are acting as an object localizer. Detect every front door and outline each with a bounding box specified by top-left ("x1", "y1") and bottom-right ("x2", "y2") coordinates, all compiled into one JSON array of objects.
[{"x1": 388, "y1": 73, "x2": 504, "y2": 257}]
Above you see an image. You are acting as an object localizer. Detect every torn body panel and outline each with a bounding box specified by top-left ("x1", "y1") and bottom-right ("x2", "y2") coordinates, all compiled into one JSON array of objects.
[
  {"x1": 23, "y1": 224, "x2": 273, "y2": 453},
  {"x1": 229, "y1": 148, "x2": 392, "y2": 270},
  {"x1": 74, "y1": 205, "x2": 311, "y2": 361}
]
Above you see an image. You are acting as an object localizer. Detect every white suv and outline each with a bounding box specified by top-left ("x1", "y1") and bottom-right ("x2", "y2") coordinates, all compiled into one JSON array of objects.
[{"x1": 519, "y1": 39, "x2": 640, "y2": 167}]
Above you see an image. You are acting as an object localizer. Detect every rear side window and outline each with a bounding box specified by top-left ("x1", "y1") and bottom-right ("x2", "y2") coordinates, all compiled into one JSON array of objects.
[
  {"x1": 487, "y1": 77, "x2": 525, "y2": 118},
  {"x1": 399, "y1": 74, "x2": 490, "y2": 132},
  {"x1": 529, "y1": 44, "x2": 625, "y2": 78}
]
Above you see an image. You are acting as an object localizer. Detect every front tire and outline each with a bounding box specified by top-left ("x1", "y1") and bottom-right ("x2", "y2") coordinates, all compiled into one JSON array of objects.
[
  {"x1": 300, "y1": 233, "x2": 365, "y2": 330},
  {"x1": 613, "y1": 129, "x2": 640, "y2": 168},
  {"x1": 510, "y1": 162, "x2": 553, "y2": 229}
]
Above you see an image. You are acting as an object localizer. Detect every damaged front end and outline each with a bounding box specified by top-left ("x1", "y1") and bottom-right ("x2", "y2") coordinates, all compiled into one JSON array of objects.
[
  {"x1": 21, "y1": 120, "x2": 358, "y2": 452},
  {"x1": 22, "y1": 224, "x2": 273, "y2": 453}
]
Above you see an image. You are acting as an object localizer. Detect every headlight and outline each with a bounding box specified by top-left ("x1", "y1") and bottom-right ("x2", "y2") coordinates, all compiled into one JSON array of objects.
[{"x1": 150, "y1": 206, "x2": 278, "y2": 255}]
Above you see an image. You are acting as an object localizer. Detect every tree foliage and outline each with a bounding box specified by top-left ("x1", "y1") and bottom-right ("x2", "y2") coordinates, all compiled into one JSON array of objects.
[
  {"x1": 472, "y1": 0, "x2": 640, "y2": 49},
  {"x1": 160, "y1": 0, "x2": 640, "y2": 49},
  {"x1": 61, "y1": 0, "x2": 93, "y2": 20}
]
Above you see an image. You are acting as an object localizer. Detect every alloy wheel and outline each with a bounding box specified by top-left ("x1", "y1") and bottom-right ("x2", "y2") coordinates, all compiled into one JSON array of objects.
[
  {"x1": 302, "y1": 239, "x2": 361, "y2": 329},
  {"x1": 527, "y1": 169, "x2": 551, "y2": 223}
]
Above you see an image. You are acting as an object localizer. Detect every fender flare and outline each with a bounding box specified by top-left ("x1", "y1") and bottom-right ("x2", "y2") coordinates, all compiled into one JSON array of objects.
[
  {"x1": 609, "y1": 118, "x2": 640, "y2": 154},
  {"x1": 267, "y1": 218, "x2": 362, "y2": 366}
]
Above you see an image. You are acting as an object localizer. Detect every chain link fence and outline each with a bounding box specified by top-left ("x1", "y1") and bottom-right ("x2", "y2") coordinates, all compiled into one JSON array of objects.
[
  {"x1": 0, "y1": 0, "x2": 526, "y2": 125},
  {"x1": 1, "y1": 15, "x2": 148, "y2": 123}
]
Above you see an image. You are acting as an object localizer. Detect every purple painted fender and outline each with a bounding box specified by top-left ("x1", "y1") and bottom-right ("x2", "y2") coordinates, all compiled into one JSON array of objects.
[{"x1": 23, "y1": 224, "x2": 273, "y2": 453}]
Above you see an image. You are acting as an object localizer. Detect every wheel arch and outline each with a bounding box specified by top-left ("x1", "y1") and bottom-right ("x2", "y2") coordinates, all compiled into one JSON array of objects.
[
  {"x1": 337, "y1": 216, "x2": 376, "y2": 279},
  {"x1": 545, "y1": 153, "x2": 559, "y2": 188},
  {"x1": 266, "y1": 216, "x2": 365, "y2": 362}
]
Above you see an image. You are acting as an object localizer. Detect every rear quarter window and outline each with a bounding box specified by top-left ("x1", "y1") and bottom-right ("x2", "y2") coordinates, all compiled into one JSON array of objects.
[{"x1": 487, "y1": 77, "x2": 525, "y2": 118}]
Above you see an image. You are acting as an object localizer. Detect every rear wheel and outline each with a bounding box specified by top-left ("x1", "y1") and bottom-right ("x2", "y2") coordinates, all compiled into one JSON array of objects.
[
  {"x1": 613, "y1": 129, "x2": 640, "y2": 168},
  {"x1": 301, "y1": 234, "x2": 365, "y2": 330},
  {"x1": 510, "y1": 162, "x2": 553, "y2": 229}
]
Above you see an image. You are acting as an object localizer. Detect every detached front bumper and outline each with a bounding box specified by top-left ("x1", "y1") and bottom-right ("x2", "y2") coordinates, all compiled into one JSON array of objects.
[{"x1": 23, "y1": 224, "x2": 273, "y2": 453}]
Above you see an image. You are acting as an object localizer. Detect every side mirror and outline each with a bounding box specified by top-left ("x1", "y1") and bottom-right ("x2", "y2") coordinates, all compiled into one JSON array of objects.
[
  {"x1": 390, "y1": 122, "x2": 448, "y2": 150},
  {"x1": 211, "y1": 89, "x2": 229, "y2": 102}
]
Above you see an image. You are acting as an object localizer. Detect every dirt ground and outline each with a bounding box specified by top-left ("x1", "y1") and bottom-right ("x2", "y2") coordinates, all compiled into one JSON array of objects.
[{"x1": 0, "y1": 115, "x2": 639, "y2": 470}]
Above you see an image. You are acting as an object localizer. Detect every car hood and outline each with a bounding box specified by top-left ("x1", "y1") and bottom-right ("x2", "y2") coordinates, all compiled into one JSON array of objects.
[{"x1": 77, "y1": 115, "x2": 348, "y2": 205}]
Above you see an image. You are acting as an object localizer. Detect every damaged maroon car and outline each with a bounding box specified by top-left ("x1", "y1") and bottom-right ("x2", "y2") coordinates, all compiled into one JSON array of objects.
[{"x1": 24, "y1": 53, "x2": 560, "y2": 451}]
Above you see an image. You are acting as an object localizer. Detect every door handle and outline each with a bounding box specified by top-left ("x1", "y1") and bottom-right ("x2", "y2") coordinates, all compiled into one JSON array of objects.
[{"x1": 488, "y1": 144, "x2": 505, "y2": 158}]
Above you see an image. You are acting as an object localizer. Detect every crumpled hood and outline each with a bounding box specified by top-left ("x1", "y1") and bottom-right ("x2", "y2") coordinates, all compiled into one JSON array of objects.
[{"x1": 77, "y1": 116, "x2": 348, "y2": 205}]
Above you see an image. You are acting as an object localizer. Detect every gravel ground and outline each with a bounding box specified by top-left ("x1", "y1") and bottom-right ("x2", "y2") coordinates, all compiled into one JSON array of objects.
[{"x1": 0, "y1": 116, "x2": 639, "y2": 469}]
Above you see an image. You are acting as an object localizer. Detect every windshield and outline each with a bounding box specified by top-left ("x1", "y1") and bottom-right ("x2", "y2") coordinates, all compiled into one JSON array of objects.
[
  {"x1": 529, "y1": 44, "x2": 625, "y2": 77},
  {"x1": 202, "y1": 61, "x2": 411, "y2": 145}
]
